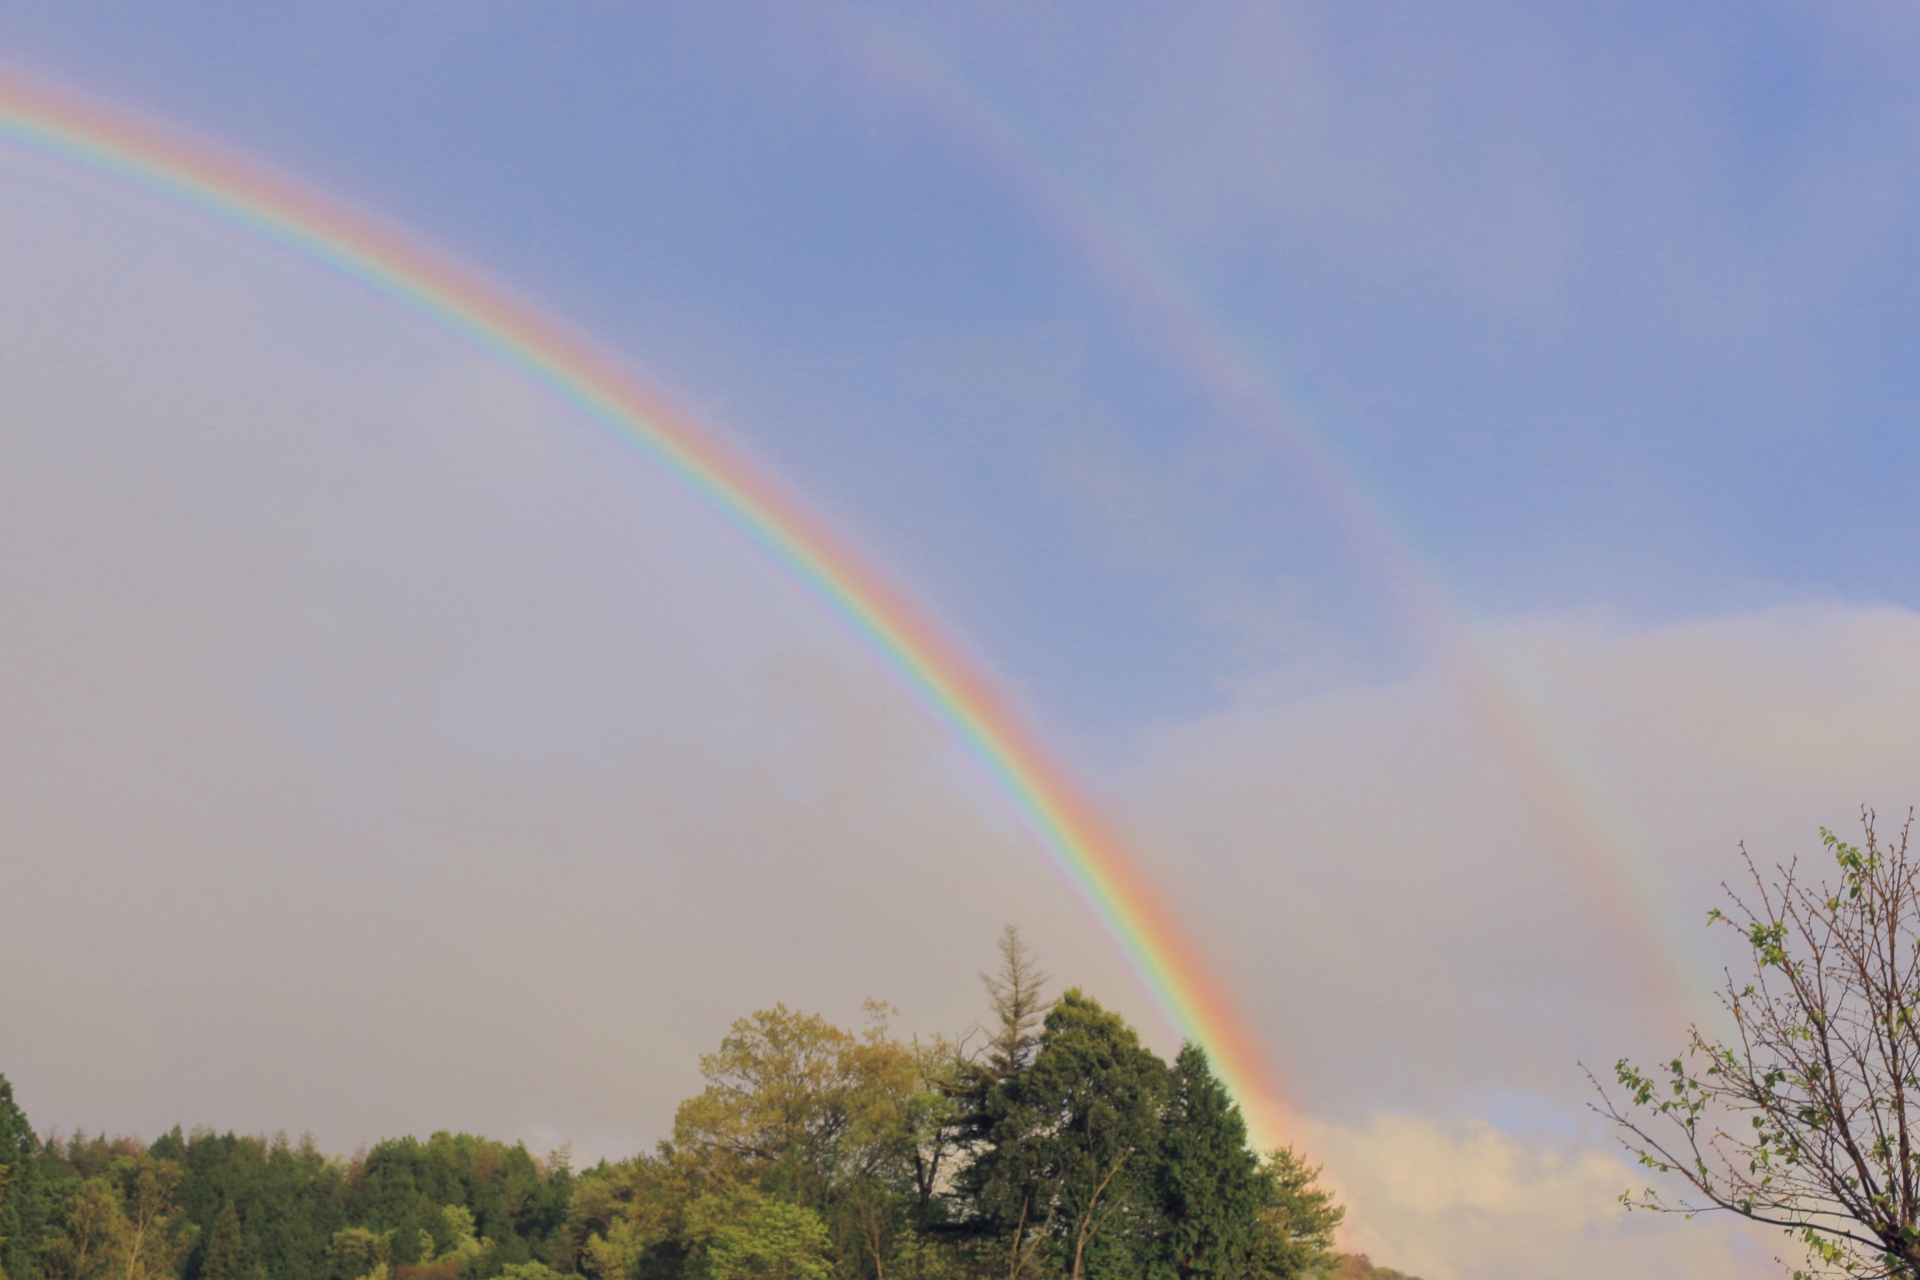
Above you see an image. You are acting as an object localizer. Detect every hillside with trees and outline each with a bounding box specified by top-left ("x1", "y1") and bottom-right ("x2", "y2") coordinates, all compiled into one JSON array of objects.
[{"x1": 0, "y1": 930, "x2": 1401, "y2": 1280}]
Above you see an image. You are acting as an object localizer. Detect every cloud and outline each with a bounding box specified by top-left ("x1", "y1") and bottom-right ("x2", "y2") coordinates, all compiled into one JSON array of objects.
[
  {"x1": 1121, "y1": 601, "x2": 1920, "y2": 1276},
  {"x1": 1306, "y1": 1112, "x2": 1781, "y2": 1280}
]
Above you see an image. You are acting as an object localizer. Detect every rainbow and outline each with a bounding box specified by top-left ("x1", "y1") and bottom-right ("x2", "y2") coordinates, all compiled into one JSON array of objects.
[
  {"x1": 0, "y1": 69, "x2": 1293, "y2": 1147},
  {"x1": 842, "y1": 11, "x2": 1707, "y2": 1016}
]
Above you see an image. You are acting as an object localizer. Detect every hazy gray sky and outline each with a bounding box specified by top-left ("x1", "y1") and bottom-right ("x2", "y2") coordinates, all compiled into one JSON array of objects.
[{"x1": 8, "y1": 6, "x2": 1920, "y2": 1278}]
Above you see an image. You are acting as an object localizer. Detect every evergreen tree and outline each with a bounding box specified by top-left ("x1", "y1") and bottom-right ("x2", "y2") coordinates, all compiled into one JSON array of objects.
[
  {"x1": 981, "y1": 928, "x2": 1048, "y2": 1081},
  {"x1": 945, "y1": 926, "x2": 1050, "y2": 1208},
  {"x1": 1248, "y1": 1150, "x2": 1341, "y2": 1280},
  {"x1": 198, "y1": 1202, "x2": 248, "y2": 1280},
  {"x1": 0, "y1": 1074, "x2": 70, "y2": 1280},
  {"x1": 968, "y1": 990, "x2": 1169, "y2": 1280},
  {"x1": 0, "y1": 1074, "x2": 28, "y2": 1280},
  {"x1": 156, "y1": 1129, "x2": 346, "y2": 1280},
  {"x1": 1154, "y1": 1045, "x2": 1264, "y2": 1280}
]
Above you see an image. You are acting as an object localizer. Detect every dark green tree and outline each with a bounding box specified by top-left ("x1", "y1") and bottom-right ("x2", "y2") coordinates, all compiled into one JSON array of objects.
[
  {"x1": 0, "y1": 1074, "x2": 73, "y2": 1280},
  {"x1": 151, "y1": 1129, "x2": 347, "y2": 1280},
  {"x1": 343, "y1": 1131, "x2": 571, "y2": 1270},
  {"x1": 0, "y1": 1073, "x2": 31, "y2": 1280},
  {"x1": 1154, "y1": 1045, "x2": 1265, "y2": 1280},
  {"x1": 972, "y1": 990, "x2": 1170, "y2": 1280},
  {"x1": 946, "y1": 928, "x2": 1050, "y2": 1174},
  {"x1": 197, "y1": 1202, "x2": 249, "y2": 1280}
]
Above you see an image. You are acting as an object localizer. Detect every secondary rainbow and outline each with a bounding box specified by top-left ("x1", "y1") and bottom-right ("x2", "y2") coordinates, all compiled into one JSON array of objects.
[
  {"x1": 0, "y1": 70, "x2": 1292, "y2": 1146},
  {"x1": 844, "y1": 11, "x2": 1707, "y2": 1016}
]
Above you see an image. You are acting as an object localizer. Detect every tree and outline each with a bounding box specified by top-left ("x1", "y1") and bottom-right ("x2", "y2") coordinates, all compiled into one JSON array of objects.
[
  {"x1": 43, "y1": 1179, "x2": 127, "y2": 1280},
  {"x1": 0, "y1": 1074, "x2": 68, "y2": 1280},
  {"x1": 1155, "y1": 1045, "x2": 1265, "y2": 1280},
  {"x1": 672, "y1": 1005, "x2": 874, "y2": 1203},
  {"x1": 682, "y1": 1188, "x2": 830, "y2": 1280},
  {"x1": 1248, "y1": 1149, "x2": 1341, "y2": 1280},
  {"x1": 197, "y1": 1203, "x2": 248, "y2": 1280},
  {"x1": 567, "y1": 1153, "x2": 695, "y2": 1280},
  {"x1": 110, "y1": 1153, "x2": 195, "y2": 1280},
  {"x1": 975, "y1": 990, "x2": 1170, "y2": 1280},
  {"x1": 154, "y1": 1129, "x2": 347, "y2": 1280},
  {"x1": 982, "y1": 930, "x2": 1049, "y2": 1082},
  {"x1": 943, "y1": 926, "x2": 1050, "y2": 1261},
  {"x1": 671, "y1": 1003, "x2": 938, "y2": 1280},
  {"x1": 1592, "y1": 812, "x2": 1920, "y2": 1278}
]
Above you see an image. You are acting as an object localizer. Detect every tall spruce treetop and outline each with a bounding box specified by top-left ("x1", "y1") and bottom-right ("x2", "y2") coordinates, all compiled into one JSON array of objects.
[
  {"x1": 947, "y1": 926, "x2": 1052, "y2": 1165},
  {"x1": 982, "y1": 927, "x2": 1048, "y2": 1081},
  {"x1": 1156, "y1": 1044, "x2": 1266, "y2": 1280}
]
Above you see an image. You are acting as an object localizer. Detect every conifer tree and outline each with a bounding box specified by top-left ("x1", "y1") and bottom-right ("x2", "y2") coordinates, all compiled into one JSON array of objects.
[
  {"x1": 981, "y1": 928, "x2": 1048, "y2": 1081},
  {"x1": 973, "y1": 990, "x2": 1169, "y2": 1280},
  {"x1": 199, "y1": 1202, "x2": 248, "y2": 1280},
  {"x1": 0, "y1": 1074, "x2": 64, "y2": 1280},
  {"x1": 1156, "y1": 1044, "x2": 1266, "y2": 1280}
]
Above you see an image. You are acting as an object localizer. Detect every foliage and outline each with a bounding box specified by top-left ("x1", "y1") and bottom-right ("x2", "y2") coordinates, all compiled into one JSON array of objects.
[
  {"x1": 150, "y1": 1127, "x2": 348, "y2": 1280},
  {"x1": 4, "y1": 929, "x2": 1364, "y2": 1280},
  {"x1": 0, "y1": 1074, "x2": 78, "y2": 1280},
  {"x1": 36, "y1": 1149, "x2": 195, "y2": 1280},
  {"x1": 1252, "y1": 1149, "x2": 1342, "y2": 1280},
  {"x1": 683, "y1": 1188, "x2": 830, "y2": 1280},
  {"x1": 1593, "y1": 812, "x2": 1920, "y2": 1279},
  {"x1": 1157, "y1": 1042, "x2": 1268, "y2": 1280},
  {"x1": 1316, "y1": 1256, "x2": 1420, "y2": 1280},
  {"x1": 1004, "y1": 990, "x2": 1168, "y2": 1280}
]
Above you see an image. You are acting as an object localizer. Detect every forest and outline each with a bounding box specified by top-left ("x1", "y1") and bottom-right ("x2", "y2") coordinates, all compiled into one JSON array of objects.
[{"x1": 0, "y1": 932, "x2": 1413, "y2": 1280}]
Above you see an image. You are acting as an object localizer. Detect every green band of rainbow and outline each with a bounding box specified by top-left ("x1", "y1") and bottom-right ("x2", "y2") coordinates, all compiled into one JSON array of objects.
[{"x1": 0, "y1": 69, "x2": 1290, "y2": 1148}]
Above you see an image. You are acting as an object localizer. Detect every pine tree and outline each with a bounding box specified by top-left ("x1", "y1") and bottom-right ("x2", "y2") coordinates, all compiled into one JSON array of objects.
[
  {"x1": 945, "y1": 925, "x2": 1053, "y2": 1246},
  {"x1": 981, "y1": 927, "x2": 1048, "y2": 1080},
  {"x1": 200, "y1": 1201, "x2": 248, "y2": 1280},
  {"x1": 1155, "y1": 1045, "x2": 1265, "y2": 1280},
  {"x1": 0, "y1": 1074, "x2": 64, "y2": 1280}
]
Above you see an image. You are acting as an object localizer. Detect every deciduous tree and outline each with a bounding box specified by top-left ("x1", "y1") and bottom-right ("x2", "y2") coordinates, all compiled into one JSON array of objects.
[{"x1": 1594, "y1": 812, "x2": 1920, "y2": 1278}]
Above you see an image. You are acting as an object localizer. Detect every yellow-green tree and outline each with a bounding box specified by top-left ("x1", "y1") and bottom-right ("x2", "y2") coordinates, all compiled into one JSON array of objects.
[
  {"x1": 42, "y1": 1179, "x2": 125, "y2": 1280},
  {"x1": 42, "y1": 1153, "x2": 194, "y2": 1280},
  {"x1": 683, "y1": 1188, "x2": 830, "y2": 1280},
  {"x1": 672, "y1": 1003, "x2": 930, "y2": 1275},
  {"x1": 118, "y1": 1157, "x2": 193, "y2": 1280}
]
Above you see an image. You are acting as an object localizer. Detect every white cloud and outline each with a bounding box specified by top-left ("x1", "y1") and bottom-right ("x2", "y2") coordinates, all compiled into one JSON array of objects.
[
  {"x1": 1307, "y1": 1112, "x2": 1783, "y2": 1280},
  {"x1": 1124, "y1": 602, "x2": 1920, "y2": 1277}
]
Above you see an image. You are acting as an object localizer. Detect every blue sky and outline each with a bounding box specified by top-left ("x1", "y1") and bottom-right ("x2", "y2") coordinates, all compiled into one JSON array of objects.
[
  {"x1": 18, "y1": 1, "x2": 1920, "y2": 740},
  {"x1": 0, "y1": 6, "x2": 1906, "y2": 709},
  {"x1": 6, "y1": 5, "x2": 1920, "y2": 1276}
]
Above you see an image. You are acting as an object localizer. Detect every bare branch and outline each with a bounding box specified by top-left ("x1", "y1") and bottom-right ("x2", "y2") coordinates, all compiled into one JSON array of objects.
[{"x1": 1589, "y1": 812, "x2": 1920, "y2": 1280}]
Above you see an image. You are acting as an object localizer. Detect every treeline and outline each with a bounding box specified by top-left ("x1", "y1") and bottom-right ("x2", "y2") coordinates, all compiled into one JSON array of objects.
[{"x1": 0, "y1": 930, "x2": 1396, "y2": 1280}]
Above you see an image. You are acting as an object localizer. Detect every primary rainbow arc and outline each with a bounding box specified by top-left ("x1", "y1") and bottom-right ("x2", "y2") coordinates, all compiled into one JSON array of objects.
[{"x1": 0, "y1": 71, "x2": 1289, "y2": 1146}]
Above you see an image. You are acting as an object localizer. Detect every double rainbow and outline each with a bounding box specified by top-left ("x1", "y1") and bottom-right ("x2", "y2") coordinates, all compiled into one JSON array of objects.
[{"x1": 0, "y1": 70, "x2": 1290, "y2": 1146}]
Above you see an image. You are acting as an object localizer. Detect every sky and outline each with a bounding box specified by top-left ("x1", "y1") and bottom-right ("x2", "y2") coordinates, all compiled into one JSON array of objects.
[{"x1": 4, "y1": 3, "x2": 1920, "y2": 1277}]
